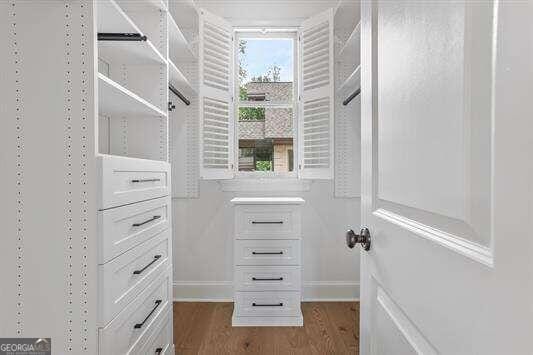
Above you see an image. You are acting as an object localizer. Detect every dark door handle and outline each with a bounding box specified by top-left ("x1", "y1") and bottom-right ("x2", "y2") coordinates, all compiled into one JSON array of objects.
[
  {"x1": 131, "y1": 178, "x2": 161, "y2": 183},
  {"x1": 251, "y1": 221, "x2": 283, "y2": 224},
  {"x1": 252, "y1": 251, "x2": 283, "y2": 255},
  {"x1": 133, "y1": 255, "x2": 162, "y2": 275},
  {"x1": 346, "y1": 227, "x2": 371, "y2": 251},
  {"x1": 155, "y1": 347, "x2": 163, "y2": 354},
  {"x1": 134, "y1": 300, "x2": 162, "y2": 329},
  {"x1": 252, "y1": 303, "x2": 283, "y2": 307},
  {"x1": 252, "y1": 277, "x2": 283, "y2": 281},
  {"x1": 132, "y1": 215, "x2": 161, "y2": 227}
]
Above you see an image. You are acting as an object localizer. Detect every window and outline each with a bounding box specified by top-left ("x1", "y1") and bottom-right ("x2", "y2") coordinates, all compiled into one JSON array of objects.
[{"x1": 235, "y1": 31, "x2": 297, "y2": 176}]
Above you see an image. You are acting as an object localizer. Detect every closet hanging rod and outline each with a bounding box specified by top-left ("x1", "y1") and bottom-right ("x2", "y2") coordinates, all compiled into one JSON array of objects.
[
  {"x1": 97, "y1": 33, "x2": 147, "y2": 41},
  {"x1": 343, "y1": 87, "x2": 361, "y2": 106},
  {"x1": 169, "y1": 84, "x2": 191, "y2": 106}
]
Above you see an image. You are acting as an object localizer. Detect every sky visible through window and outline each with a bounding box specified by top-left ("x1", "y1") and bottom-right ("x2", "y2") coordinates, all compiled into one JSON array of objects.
[{"x1": 239, "y1": 39, "x2": 293, "y2": 83}]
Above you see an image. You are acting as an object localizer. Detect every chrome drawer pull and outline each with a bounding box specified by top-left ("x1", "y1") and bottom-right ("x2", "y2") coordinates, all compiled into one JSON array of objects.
[
  {"x1": 252, "y1": 302, "x2": 283, "y2": 307},
  {"x1": 134, "y1": 299, "x2": 162, "y2": 329},
  {"x1": 252, "y1": 277, "x2": 283, "y2": 281},
  {"x1": 252, "y1": 251, "x2": 283, "y2": 255},
  {"x1": 133, "y1": 255, "x2": 162, "y2": 275},
  {"x1": 251, "y1": 221, "x2": 283, "y2": 224},
  {"x1": 131, "y1": 178, "x2": 161, "y2": 183},
  {"x1": 155, "y1": 347, "x2": 163, "y2": 355},
  {"x1": 132, "y1": 215, "x2": 161, "y2": 227}
]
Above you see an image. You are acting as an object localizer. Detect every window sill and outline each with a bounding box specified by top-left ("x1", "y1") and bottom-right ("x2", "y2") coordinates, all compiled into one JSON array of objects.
[{"x1": 218, "y1": 178, "x2": 312, "y2": 192}]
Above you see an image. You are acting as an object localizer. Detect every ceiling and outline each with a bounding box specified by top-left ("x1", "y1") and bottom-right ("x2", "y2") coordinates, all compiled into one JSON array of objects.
[{"x1": 192, "y1": 0, "x2": 340, "y2": 27}]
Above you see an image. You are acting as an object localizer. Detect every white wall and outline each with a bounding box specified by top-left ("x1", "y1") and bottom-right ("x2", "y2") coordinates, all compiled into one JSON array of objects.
[{"x1": 172, "y1": 180, "x2": 360, "y2": 301}]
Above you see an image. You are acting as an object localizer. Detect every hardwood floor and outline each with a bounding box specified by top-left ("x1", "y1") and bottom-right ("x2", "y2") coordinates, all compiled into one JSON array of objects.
[{"x1": 173, "y1": 302, "x2": 359, "y2": 355}]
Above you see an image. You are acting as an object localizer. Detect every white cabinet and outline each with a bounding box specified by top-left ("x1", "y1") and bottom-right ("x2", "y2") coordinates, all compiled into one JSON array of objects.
[{"x1": 231, "y1": 197, "x2": 305, "y2": 327}]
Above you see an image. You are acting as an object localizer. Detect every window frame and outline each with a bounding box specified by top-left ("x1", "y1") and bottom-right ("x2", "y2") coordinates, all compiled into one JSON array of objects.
[{"x1": 233, "y1": 29, "x2": 299, "y2": 178}]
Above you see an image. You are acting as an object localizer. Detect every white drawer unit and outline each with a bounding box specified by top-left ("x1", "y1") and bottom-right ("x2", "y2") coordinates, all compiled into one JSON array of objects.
[
  {"x1": 97, "y1": 155, "x2": 171, "y2": 210},
  {"x1": 231, "y1": 197, "x2": 305, "y2": 327},
  {"x1": 99, "y1": 267, "x2": 172, "y2": 355},
  {"x1": 234, "y1": 291, "x2": 302, "y2": 317},
  {"x1": 98, "y1": 196, "x2": 171, "y2": 263},
  {"x1": 234, "y1": 239, "x2": 301, "y2": 266},
  {"x1": 98, "y1": 229, "x2": 170, "y2": 325},
  {"x1": 132, "y1": 307, "x2": 173, "y2": 355},
  {"x1": 235, "y1": 266, "x2": 301, "y2": 292},
  {"x1": 235, "y1": 204, "x2": 301, "y2": 239}
]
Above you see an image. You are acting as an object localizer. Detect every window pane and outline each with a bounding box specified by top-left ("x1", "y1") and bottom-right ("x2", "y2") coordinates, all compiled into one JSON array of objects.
[
  {"x1": 238, "y1": 107, "x2": 294, "y2": 172},
  {"x1": 238, "y1": 39, "x2": 293, "y2": 103}
]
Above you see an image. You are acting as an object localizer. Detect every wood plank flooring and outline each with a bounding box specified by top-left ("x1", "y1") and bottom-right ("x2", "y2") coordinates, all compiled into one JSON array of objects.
[{"x1": 173, "y1": 302, "x2": 359, "y2": 355}]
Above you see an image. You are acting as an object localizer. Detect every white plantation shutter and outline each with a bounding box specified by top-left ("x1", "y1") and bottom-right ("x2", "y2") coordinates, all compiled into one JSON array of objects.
[
  {"x1": 299, "y1": 9, "x2": 334, "y2": 179},
  {"x1": 199, "y1": 9, "x2": 234, "y2": 179}
]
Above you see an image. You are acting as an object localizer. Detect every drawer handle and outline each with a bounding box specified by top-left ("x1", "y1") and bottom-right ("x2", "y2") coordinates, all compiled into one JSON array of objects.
[
  {"x1": 133, "y1": 255, "x2": 162, "y2": 275},
  {"x1": 134, "y1": 299, "x2": 162, "y2": 329},
  {"x1": 252, "y1": 251, "x2": 284, "y2": 255},
  {"x1": 132, "y1": 215, "x2": 161, "y2": 227},
  {"x1": 131, "y1": 178, "x2": 161, "y2": 183},
  {"x1": 155, "y1": 348, "x2": 163, "y2": 355},
  {"x1": 252, "y1": 302, "x2": 283, "y2": 307},
  {"x1": 252, "y1": 277, "x2": 283, "y2": 281},
  {"x1": 251, "y1": 221, "x2": 283, "y2": 224}
]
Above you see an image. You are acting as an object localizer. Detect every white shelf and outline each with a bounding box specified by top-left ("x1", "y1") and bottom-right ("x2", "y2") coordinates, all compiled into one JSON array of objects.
[
  {"x1": 98, "y1": 73, "x2": 167, "y2": 118},
  {"x1": 338, "y1": 65, "x2": 361, "y2": 96},
  {"x1": 169, "y1": 60, "x2": 196, "y2": 96},
  {"x1": 168, "y1": 13, "x2": 196, "y2": 62},
  {"x1": 97, "y1": 0, "x2": 166, "y2": 65},
  {"x1": 338, "y1": 21, "x2": 361, "y2": 62}
]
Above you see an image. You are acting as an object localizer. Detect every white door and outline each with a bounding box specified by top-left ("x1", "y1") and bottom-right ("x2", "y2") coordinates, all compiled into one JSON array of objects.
[{"x1": 358, "y1": 1, "x2": 533, "y2": 354}]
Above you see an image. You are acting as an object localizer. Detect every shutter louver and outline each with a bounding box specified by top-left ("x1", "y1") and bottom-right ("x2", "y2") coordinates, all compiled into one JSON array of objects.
[
  {"x1": 199, "y1": 9, "x2": 234, "y2": 179},
  {"x1": 299, "y1": 9, "x2": 334, "y2": 179}
]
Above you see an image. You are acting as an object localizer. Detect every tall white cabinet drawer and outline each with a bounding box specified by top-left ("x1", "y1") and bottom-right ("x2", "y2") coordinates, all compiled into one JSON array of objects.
[
  {"x1": 132, "y1": 307, "x2": 173, "y2": 355},
  {"x1": 99, "y1": 267, "x2": 172, "y2": 355},
  {"x1": 235, "y1": 266, "x2": 301, "y2": 291},
  {"x1": 97, "y1": 155, "x2": 170, "y2": 210},
  {"x1": 98, "y1": 230, "x2": 170, "y2": 326},
  {"x1": 234, "y1": 291, "x2": 301, "y2": 317},
  {"x1": 235, "y1": 239, "x2": 301, "y2": 266},
  {"x1": 235, "y1": 205, "x2": 301, "y2": 239},
  {"x1": 98, "y1": 196, "x2": 170, "y2": 263}
]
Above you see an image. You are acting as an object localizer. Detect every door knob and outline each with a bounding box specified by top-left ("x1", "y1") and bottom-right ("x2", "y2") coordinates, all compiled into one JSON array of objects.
[{"x1": 346, "y1": 227, "x2": 371, "y2": 251}]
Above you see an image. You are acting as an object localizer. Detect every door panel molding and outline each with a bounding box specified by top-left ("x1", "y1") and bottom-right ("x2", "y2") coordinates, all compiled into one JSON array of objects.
[
  {"x1": 374, "y1": 286, "x2": 438, "y2": 355},
  {"x1": 374, "y1": 207, "x2": 493, "y2": 267}
]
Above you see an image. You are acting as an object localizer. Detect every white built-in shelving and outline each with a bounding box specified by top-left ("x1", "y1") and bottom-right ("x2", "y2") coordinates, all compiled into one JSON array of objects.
[
  {"x1": 338, "y1": 64, "x2": 361, "y2": 96},
  {"x1": 169, "y1": 59, "x2": 196, "y2": 96},
  {"x1": 338, "y1": 21, "x2": 361, "y2": 64},
  {"x1": 168, "y1": 13, "x2": 196, "y2": 63},
  {"x1": 98, "y1": 73, "x2": 167, "y2": 118}
]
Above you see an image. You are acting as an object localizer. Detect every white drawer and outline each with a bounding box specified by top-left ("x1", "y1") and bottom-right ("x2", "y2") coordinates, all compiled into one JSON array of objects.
[
  {"x1": 98, "y1": 230, "x2": 170, "y2": 326},
  {"x1": 132, "y1": 305, "x2": 173, "y2": 355},
  {"x1": 98, "y1": 154, "x2": 170, "y2": 210},
  {"x1": 98, "y1": 196, "x2": 170, "y2": 263},
  {"x1": 234, "y1": 266, "x2": 301, "y2": 292},
  {"x1": 235, "y1": 205, "x2": 301, "y2": 239},
  {"x1": 99, "y1": 267, "x2": 172, "y2": 355},
  {"x1": 234, "y1": 239, "x2": 301, "y2": 266},
  {"x1": 234, "y1": 291, "x2": 301, "y2": 317}
]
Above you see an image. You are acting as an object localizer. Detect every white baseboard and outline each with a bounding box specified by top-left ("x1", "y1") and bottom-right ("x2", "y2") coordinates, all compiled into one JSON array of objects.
[
  {"x1": 302, "y1": 281, "x2": 360, "y2": 301},
  {"x1": 173, "y1": 281, "x2": 359, "y2": 302}
]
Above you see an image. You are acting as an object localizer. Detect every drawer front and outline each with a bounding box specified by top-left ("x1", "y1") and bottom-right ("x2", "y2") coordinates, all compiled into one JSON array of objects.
[
  {"x1": 234, "y1": 266, "x2": 301, "y2": 292},
  {"x1": 99, "y1": 230, "x2": 170, "y2": 326},
  {"x1": 234, "y1": 239, "x2": 301, "y2": 266},
  {"x1": 132, "y1": 306, "x2": 172, "y2": 355},
  {"x1": 234, "y1": 291, "x2": 301, "y2": 317},
  {"x1": 235, "y1": 205, "x2": 301, "y2": 239},
  {"x1": 98, "y1": 196, "x2": 170, "y2": 263},
  {"x1": 98, "y1": 155, "x2": 170, "y2": 210},
  {"x1": 99, "y1": 267, "x2": 172, "y2": 355}
]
